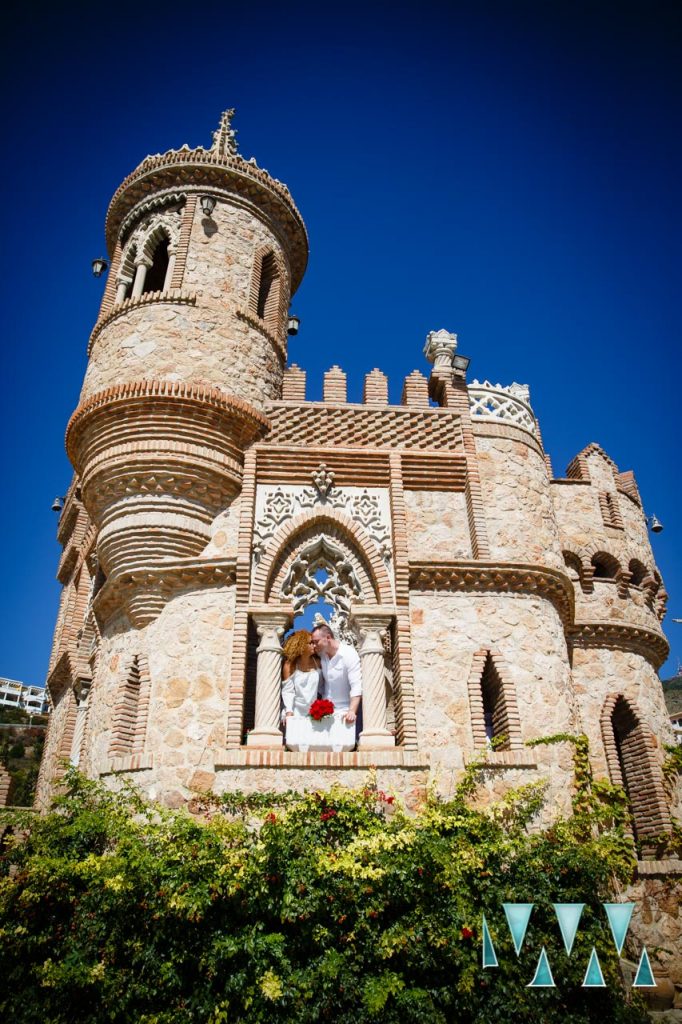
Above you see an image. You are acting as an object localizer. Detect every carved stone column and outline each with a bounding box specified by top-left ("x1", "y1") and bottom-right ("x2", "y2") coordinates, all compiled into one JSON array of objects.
[
  {"x1": 246, "y1": 609, "x2": 291, "y2": 748},
  {"x1": 353, "y1": 608, "x2": 395, "y2": 749},
  {"x1": 131, "y1": 258, "x2": 151, "y2": 299}
]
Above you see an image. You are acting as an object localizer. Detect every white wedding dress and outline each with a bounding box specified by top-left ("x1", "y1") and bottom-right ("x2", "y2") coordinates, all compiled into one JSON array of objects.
[{"x1": 281, "y1": 667, "x2": 320, "y2": 720}]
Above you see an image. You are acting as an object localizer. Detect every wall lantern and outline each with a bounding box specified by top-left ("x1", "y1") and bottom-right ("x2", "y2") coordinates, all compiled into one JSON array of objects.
[
  {"x1": 647, "y1": 514, "x2": 663, "y2": 534},
  {"x1": 287, "y1": 315, "x2": 300, "y2": 336},
  {"x1": 200, "y1": 195, "x2": 217, "y2": 218},
  {"x1": 453, "y1": 353, "x2": 471, "y2": 372},
  {"x1": 91, "y1": 258, "x2": 108, "y2": 277}
]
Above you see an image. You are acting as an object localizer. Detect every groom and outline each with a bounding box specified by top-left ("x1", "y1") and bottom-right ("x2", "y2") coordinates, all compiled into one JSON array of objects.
[{"x1": 310, "y1": 623, "x2": 362, "y2": 726}]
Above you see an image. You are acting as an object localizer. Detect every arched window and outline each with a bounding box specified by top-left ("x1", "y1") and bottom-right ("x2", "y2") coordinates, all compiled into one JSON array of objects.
[
  {"x1": 601, "y1": 694, "x2": 671, "y2": 855},
  {"x1": 591, "y1": 551, "x2": 619, "y2": 580},
  {"x1": 109, "y1": 655, "x2": 151, "y2": 757},
  {"x1": 142, "y1": 235, "x2": 170, "y2": 295},
  {"x1": 249, "y1": 248, "x2": 283, "y2": 332},
  {"x1": 563, "y1": 551, "x2": 582, "y2": 585},
  {"x1": 628, "y1": 559, "x2": 649, "y2": 588},
  {"x1": 467, "y1": 650, "x2": 522, "y2": 751}
]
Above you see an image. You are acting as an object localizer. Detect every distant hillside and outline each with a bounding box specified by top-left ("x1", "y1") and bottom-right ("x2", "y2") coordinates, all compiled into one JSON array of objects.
[{"x1": 662, "y1": 675, "x2": 682, "y2": 716}]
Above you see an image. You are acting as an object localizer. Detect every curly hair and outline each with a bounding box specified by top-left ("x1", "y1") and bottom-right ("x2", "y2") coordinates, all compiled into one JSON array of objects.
[{"x1": 282, "y1": 629, "x2": 312, "y2": 666}]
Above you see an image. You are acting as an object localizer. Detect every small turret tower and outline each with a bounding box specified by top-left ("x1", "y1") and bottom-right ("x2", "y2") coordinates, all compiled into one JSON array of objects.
[{"x1": 66, "y1": 112, "x2": 308, "y2": 621}]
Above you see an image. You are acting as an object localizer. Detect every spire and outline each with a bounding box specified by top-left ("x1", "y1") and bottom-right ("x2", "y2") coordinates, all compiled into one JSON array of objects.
[{"x1": 211, "y1": 109, "x2": 239, "y2": 157}]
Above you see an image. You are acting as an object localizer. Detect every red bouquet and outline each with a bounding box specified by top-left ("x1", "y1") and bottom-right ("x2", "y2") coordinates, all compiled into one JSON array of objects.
[{"x1": 309, "y1": 699, "x2": 335, "y2": 721}]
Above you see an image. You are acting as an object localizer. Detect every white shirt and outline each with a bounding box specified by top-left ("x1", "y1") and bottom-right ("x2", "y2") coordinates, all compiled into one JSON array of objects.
[{"x1": 320, "y1": 642, "x2": 362, "y2": 710}]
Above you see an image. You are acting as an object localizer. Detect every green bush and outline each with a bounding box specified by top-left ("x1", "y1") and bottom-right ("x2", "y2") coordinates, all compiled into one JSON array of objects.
[{"x1": 0, "y1": 739, "x2": 649, "y2": 1023}]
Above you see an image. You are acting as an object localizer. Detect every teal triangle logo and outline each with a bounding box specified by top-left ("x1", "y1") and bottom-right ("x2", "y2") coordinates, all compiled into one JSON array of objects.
[
  {"x1": 503, "y1": 903, "x2": 534, "y2": 956},
  {"x1": 527, "y1": 947, "x2": 555, "y2": 987},
  {"x1": 633, "y1": 947, "x2": 656, "y2": 987},
  {"x1": 553, "y1": 903, "x2": 584, "y2": 956},
  {"x1": 582, "y1": 947, "x2": 606, "y2": 987},
  {"x1": 603, "y1": 903, "x2": 634, "y2": 955},
  {"x1": 481, "y1": 914, "x2": 498, "y2": 968}
]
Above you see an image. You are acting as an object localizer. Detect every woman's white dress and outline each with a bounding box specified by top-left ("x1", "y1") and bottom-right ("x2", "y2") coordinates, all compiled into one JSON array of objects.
[{"x1": 281, "y1": 667, "x2": 320, "y2": 720}]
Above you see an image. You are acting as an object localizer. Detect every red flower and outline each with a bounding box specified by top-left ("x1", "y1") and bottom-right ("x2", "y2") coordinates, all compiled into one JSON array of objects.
[
  {"x1": 320, "y1": 809, "x2": 338, "y2": 821},
  {"x1": 461, "y1": 926, "x2": 474, "y2": 940},
  {"x1": 309, "y1": 699, "x2": 335, "y2": 721},
  {"x1": 265, "y1": 813, "x2": 277, "y2": 824}
]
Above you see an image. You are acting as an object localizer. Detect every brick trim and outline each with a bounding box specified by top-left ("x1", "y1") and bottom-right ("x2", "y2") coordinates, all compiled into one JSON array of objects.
[
  {"x1": 170, "y1": 195, "x2": 197, "y2": 289},
  {"x1": 569, "y1": 621, "x2": 668, "y2": 669},
  {"x1": 388, "y1": 452, "x2": 418, "y2": 749},
  {"x1": 600, "y1": 693, "x2": 672, "y2": 853},
  {"x1": 409, "y1": 560, "x2": 574, "y2": 627},
  {"x1": 466, "y1": 650, "x2": 523, "y2": 751},
  {"x1": 98, "y1": 241, "x2": 122, "y2": 319},
  {"x1": 109, "y1": 654, "x2": 151, "y2": 756},
  {"x1": 226, "y1": 448, "x2": 259, "y2": 748}
]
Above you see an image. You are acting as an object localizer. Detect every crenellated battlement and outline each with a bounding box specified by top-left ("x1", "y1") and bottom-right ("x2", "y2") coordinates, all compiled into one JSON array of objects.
[{"x1": 281, "y1": 364, "x2": 540, "y2": 434}]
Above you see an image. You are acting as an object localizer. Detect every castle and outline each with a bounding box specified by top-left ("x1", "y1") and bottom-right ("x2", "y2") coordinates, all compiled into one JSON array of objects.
[{"x1": 35, "y1": 113, "x2": 679, "y2": 868}]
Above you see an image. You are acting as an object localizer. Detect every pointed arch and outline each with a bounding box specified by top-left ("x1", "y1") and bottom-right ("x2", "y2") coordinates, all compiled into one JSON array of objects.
[
  {"x1": 600, "y1": 693, "x2": 671, "y2": 854},
  {"x1": 248, "y1": 245, "x2": 288, "y2": 335},
  {"x1": 109, "y1": 655, "x2": 151, "y2": 757},
  {"x1": 466, "y1": 650, "x2": 523, "y2": 751},
  {"x1": 251, "y1": 507, "x2": 393, "y2": 608}
]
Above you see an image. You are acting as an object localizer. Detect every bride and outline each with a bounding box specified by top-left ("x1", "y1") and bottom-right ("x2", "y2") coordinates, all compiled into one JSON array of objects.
[{"x1": 281, "y1": 629, "x2": 321, "y2": 723}]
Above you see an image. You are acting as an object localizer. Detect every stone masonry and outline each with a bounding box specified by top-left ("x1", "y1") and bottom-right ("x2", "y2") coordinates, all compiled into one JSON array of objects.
[{"x1": 35, "y1": 111, "x2": 681, "y2": 1007}]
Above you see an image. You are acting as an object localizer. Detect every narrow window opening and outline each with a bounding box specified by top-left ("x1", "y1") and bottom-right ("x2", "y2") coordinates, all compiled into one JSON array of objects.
[
  {"x1": 143, "y1": 237, "x2": 170, "y2": 295},
  {"x1": 480, "y1": 657, "x2": 509, "y2": 750},
  {"x1": 256, "y1": 251, "x2": 280, "y2": 327}
]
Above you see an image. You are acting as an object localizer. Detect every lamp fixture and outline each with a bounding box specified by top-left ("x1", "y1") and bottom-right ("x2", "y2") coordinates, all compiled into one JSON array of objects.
[
  {"x1": 200, "y1": 194, "x2": 217, "y2": 218},
  {"x1": 287, "y1": 315, "x2": 300, "y2": 336},
  {"x1": 647, "y1": 514, "x2": 663, "y2": 534},
  {"x1": 51, "y1": 496, "x2": 64, "y2": 513},
  {"x1": 91, "y1": 258, "x2": 108, "y2": 277},
  {"x1": 453, "y1": 353, "x2": 470, "y2": 373}
]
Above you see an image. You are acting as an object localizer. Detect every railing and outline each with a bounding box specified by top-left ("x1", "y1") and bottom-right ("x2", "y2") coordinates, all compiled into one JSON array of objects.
[{"x1": 468, "y1": 380, "x2": 538, "y2": 437}]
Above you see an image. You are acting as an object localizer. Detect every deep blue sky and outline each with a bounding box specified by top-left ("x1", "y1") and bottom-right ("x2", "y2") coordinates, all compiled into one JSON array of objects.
[{"x1": 1, "y1": 0, "x2": 680, "y2": 685}]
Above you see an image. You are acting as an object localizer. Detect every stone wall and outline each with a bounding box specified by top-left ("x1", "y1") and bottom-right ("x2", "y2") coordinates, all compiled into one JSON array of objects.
[
  {"x1": 474, "y1": 433, "x2": 564, "y2": 569},
  {"x1": 404, "y1": 490, "x2": 471, "y2": 560},
  {"x1": 81, "y1": 198, "x2": 290, "y2": 411}
]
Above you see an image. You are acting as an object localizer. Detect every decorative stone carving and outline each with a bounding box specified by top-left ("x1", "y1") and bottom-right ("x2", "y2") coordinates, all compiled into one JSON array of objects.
[
  {"x1": 311, "y1": 463, "x2": 335, "y2": 499},
  {"x1": 281, "y1": 535, "x2": 364, "y2": 631},
  {"x1": 424, "y1": 329, "x2": 458, "y2": 369},
  {"x1": 468, "y1": 380, "x2": 538, "y2": 437},
  {"x1": 253, "y1": 481, "x2": 393, "y2": 570}
]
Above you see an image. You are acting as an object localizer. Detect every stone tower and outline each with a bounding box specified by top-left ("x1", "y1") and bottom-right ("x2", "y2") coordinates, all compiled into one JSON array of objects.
[{"x1": 37, "y1": 113, "x2": 679, "y2": 860}]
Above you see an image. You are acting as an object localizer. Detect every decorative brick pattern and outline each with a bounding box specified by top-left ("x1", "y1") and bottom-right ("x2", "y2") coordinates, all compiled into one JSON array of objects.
[
  {"x1": 570, "y1": 621, "x2": 668, "y2": 669},
  {"x1": 226, "y1": 447, "x2": 259, "y2": 748},
  {"x1": 99, "y1": 241, "x2": 122, "y2": 319},
  {"x1": 466, "y1": 650, "x2": 523, "y2": 751},
  {"x1": 400, "y1": 453, "x2": 466, "y2": 491},
  {"x1": 323, "y1": 366, "x2": 348, "y2": 403},
  {"x1": 170, "y1": 195, "x2": 197, "y2": 290},
  {"x1": 247, "y1": 244, "x2": 288, "y2": 343},
  {"x1": 598, "y1": 490, "x2": 624, "y2": 530},
  {"x1": 256, "y1": 446, "x2": 391, "y2": 487},
  {"x1": 281, "y1": 364, "x2": 306, "y2": 401},
  {"x1": 363, "y1": 369, "x2": 388, "y2": 405},
  {"x1": 109, "y1": 655, "x2": 151, "y2": 757},
  {"x1": 600, "y1": 693, "x2": 672, "y2": 854},
  {"x1": 388, "y1": 453, "x2": 419, "y2": 749},
  {"x1": 401, "y1": 370, "x2": 430, "y2": 408},
  {"x1": 266, "y1": 404, "x2": 462, "y2": 450}
]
